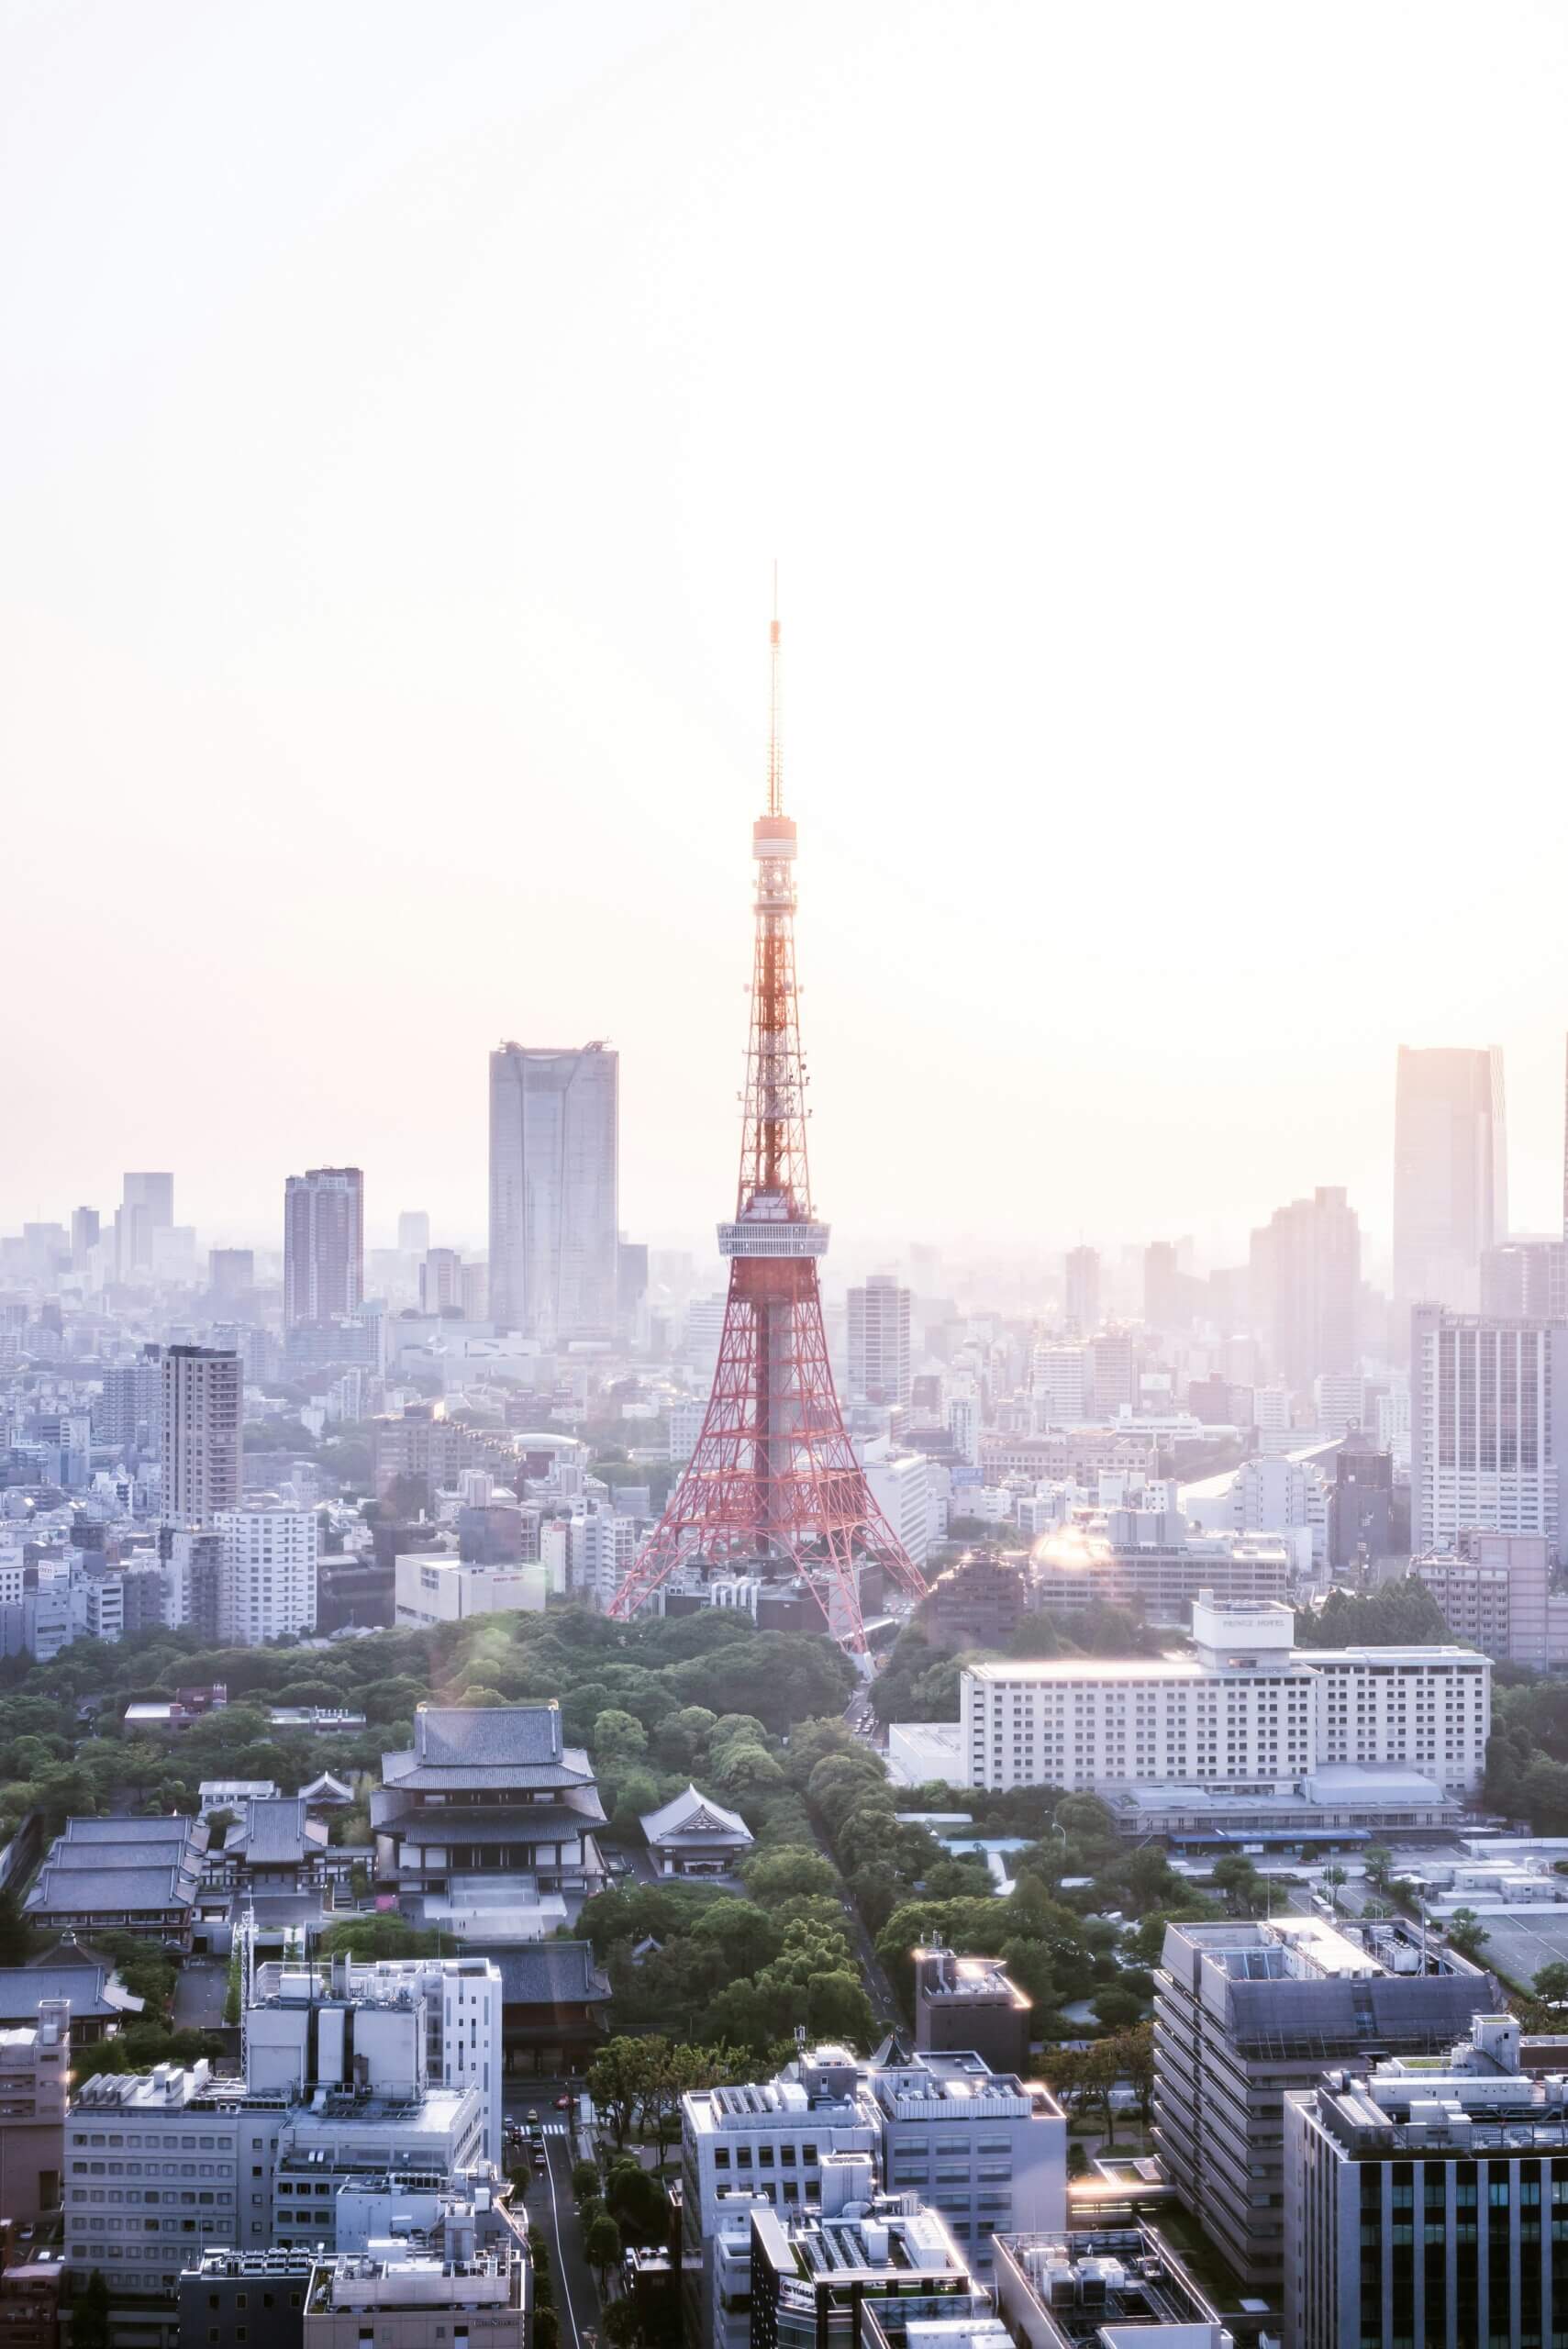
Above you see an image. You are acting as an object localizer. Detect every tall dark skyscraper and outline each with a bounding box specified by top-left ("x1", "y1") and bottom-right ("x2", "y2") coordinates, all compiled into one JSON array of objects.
[
  {"x1": 488, "y1": 1043, "x2": 618, "y2": 1344},
  {"x1": 1393, "y1": 1044, "x2": 1507, "y2": 1319},
  {"x1": 283, "y1": 1166, "x2": 364, "y2": 1327}
]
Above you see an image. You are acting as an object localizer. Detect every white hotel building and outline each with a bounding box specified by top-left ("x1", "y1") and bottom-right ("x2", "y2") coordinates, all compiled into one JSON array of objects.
[{"x1": 958, "y1": 1595, "x2": 1490, "y2": 1797}]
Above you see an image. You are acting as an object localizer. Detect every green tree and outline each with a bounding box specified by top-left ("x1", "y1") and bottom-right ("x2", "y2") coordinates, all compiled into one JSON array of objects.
[
  {"x1": 318, "y1": 1916, "x2": 446, "y2": 1958},
  {"x1": 1445, "y1": 1908, "x2": 1490, "y2": 1958},
  {"x1": 588, "y1": 2037, "x2": 655, "y2": 2150},
  {"x1": 1363, "y1": 1843, "x2": 1394, "y2": 1887},
  {"x1": 584, "y1": 2211, "x2": 623, "y2": 2290},
  {"x1": 572, "y1": 2158, "x2": 603, "y2": 2199},
  {"x1": 594, "y1": 1709, "x2": 650, "y2": 1765},
  {"x1": 741, "y1": 1847, "x2": 839, "y2": 1907},
  {"x1": 1535, "y1": 1962, "x2": 1568, "y2": 2009},
  {"x1": 1112, "y1": 2020, "x2": 1155, "y2": 2130},
  {"x1": 1210, "y1": 1854, "x2": 1264, "y2": 1915}
]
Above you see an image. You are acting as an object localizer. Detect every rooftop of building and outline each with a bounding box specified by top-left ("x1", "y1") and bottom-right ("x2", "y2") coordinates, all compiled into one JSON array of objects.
[
  {"x1": 752, "y1": 2198, "x2": 971, "y2": 2288},
  {"x1": 639, "y1": 1783, "x2": 752, "y2": 1843},
  {"x1": 181, "y1": 2248, "x2": 317, "y2": 2280},
  {"x1": 915, "y1": 1948, "x2": 1031, "y2": 2009},
  {"x1": 994, "y1": 2227, "x2": 1228, "y2": 2349},
  {"x1": 1304, "y1": 2016, "x2": 1568, "y2": 2154},
  {"x1": 0, "y1": 1961, "x2": 142, "y2": 2021}
]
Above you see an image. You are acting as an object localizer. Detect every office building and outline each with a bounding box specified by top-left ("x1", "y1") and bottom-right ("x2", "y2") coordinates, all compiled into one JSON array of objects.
[
  {"x1": 246, "y1": 1950, "x2": 503, "y2": 2169},
  {"x1": 178, "y1": 2251, "x2": 316, "y2": 2349},
  {"x1": 849, "y1": 1275, "x2": 913, "y2": 1407},
  {"x1": 1158, "y1": 1914, "x2": 1497, "y2": 2298},
  {"x1": 161, "y1": 1345, "x2": 241, "y2": 1522},
  {"x1": 749, "y1": 2198, "x2": 974, "y2": 2349},
  {"x1": 863, "y1": 1449, "x2": 933, "y2": 1568},
  {"x1": 1481, "y1": 1234, "x2": 1568, "y2": 1319},
  {"x1": 208, "y1": 1247, "x2": 255, "y2": 1298},
  {"x1": 1030, "y1": 1513, "x2": 1291, "y2": 1623},
  {"x1": 115, "y1": 1171, "x2": 173, "y2": 1276},
  {"x1": 1030, "y1": 1344, "x2": 1088, "y2": 1425},
  {"x1": 682, "y1": 2044, "x2": 1064, "y2": 2343},
  {"x1": 994, "y1": 2225, "x2": 1231, "y2": 2349},
  {"x1": 1284, "y1": 2012, "x2": 1553, "y2": 2349},
  {"x1": 303, "y1": 2235, "x2": 527, "y2": 2349},
  {"x1": 1408, "y1": 1304, "x2": 1568, "y2": 1554},
  {"x1": 397, "y1": 1209, "x2": 431, "y2": 1256},
  {"x1": 958, "y1": 1594, "x2": 1490, "y2": 1795},
  {"x1": 394, "y1": 1550, "x2": 548, "y2": 1627},
  {"x1": 215, "y1": 1506, "x2": 319, "y2": 1644},
  {"x1": 419, "y1": 1246, "x2": 463, "y2": 1314},
  {"x1": 1250, "y1": 1186, "x2": 1361, "y2": 1393},
  {"x1": 1328, "y1": 1430, "x2": 1396, "y2": 1567},
  {"x1": 1062, "y1": 1245, "x2": 1100, "y2": 1336},
  {"x1": 160, "y1": 1524, "x2": 222, "y2": 1640},
  {"x1": 0, "y1": 2000, "x2": 69, "y2": 2226},
  {"x1": 914, "y1": 1948, "x2": 1031, "y2": 2076},
  {"x1": 1412, "y1": 1531, "x2": 1568, "y2": 1668},
  {"x1": 487, "y1": 1041, "x2": 618, "y2": 1343},
  {"x1": 71, "y1": 1205, "x2": 100, "y2": 1269},
  {"x1": 284, "y1": 1167, "x2": 364, "y2": 1327},
  {"x1": 1394, "y1": 1044, "x2": 1507, "y2": 1317}
]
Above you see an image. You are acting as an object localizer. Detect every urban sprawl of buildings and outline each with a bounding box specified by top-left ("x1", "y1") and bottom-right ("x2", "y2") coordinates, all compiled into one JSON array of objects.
[{"x1": 7, "y1": 974, "x2": 1568, "y2": 2349}]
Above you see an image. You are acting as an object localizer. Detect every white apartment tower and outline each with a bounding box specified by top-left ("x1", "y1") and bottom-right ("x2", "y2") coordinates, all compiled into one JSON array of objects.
[
  {"x1": 1409, "y1": 1304, "x2": 1568, "y2": 1555},
  {"x1": 488, "y1": 1042, "x2": 618, "y2": 1344},
  {"x1": 847, "y1": 1275, "x2": 913, "y2": 1408},
  {"x1": 161, "y1": 1347, "x2": 241, "y2": 1523},
  {"x1": 216, "y1": 1508, "x2": 320, "y2": 1644}
]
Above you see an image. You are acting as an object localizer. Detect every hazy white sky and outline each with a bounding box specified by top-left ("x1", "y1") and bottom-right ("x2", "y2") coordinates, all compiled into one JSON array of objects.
[{"x1": 3, "y1": 1, "x2": 1566, "y2": 1273}]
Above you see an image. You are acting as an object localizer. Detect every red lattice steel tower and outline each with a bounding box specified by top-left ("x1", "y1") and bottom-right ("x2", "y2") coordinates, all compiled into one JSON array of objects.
[{"x1": 607, "y1": 603, "x2": 927, "y2": 1649}]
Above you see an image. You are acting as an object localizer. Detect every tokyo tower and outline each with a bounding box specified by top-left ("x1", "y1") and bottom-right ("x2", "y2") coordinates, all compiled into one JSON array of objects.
[{"x1": 607, "y1": 601, "x2": 928, "y2": 1650}]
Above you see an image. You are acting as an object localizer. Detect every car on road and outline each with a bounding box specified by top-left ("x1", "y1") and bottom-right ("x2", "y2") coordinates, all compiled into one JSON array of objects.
[
  {"x1": 532, "y1": 2149, "x2": 548, "y2": 2172},
  {"x1": 554, "y1": 2094, "x2": 572, "y2": 2110},
  {"x1": 525, "y1": 2108, "x2": 539, "y2": 2125}
]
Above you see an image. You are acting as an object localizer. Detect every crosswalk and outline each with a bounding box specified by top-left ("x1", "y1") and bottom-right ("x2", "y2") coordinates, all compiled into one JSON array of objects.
[{"x1": 508, "y1": 2120, "x2": 569, "y2": 2138}]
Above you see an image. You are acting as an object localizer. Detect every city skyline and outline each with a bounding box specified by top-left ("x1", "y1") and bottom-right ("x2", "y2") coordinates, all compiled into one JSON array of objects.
[{"x1": 4, "y1": 4, "x2": 1567, "y2": 1255}]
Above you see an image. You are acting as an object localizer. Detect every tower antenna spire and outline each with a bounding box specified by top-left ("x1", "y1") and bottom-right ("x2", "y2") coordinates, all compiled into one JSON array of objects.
[{"x1": 767, "y1": 562, "x2": 783, "y2": 818}]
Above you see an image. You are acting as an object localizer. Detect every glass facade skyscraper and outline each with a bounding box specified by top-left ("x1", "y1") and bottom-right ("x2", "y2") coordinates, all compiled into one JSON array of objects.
[{"x1": 487, "y1": 1042, "x2": 618, "y2": 1344}]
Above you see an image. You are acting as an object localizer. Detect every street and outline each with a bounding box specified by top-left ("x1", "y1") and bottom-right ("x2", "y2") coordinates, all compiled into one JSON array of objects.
[{"x1": 504, "y1": 2078, "x2": 600, "y2": 2348}]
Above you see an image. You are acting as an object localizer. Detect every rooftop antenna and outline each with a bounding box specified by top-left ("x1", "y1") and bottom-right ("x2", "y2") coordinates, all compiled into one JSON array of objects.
[{"x1": 767, "y1": 561, "x2": 783, "y2": 817}]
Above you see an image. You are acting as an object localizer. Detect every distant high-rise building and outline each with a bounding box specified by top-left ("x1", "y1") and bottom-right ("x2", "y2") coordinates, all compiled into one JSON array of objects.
[
  {"x1": 397, "y1": 1210, "x2": 430, "y2": 1257},
  {"x1": 161, "y1": 1346, "x2": 241, "y2": 1523},
  {"x1": 208, "y1": 1248, "x2": 254, "y2": 1300},
  {"x1": 847, "y1": 1275, "x2": 913, "y2": 1406},
  {"x1": 1063, "y1": 1244, "x2": 1100, "y2": 1334},
  {"x1": 419, "y1": 1248, "x2": 464, "y2": 1315},
  {"x1": 1482, "y1": 1234, "x2": 1568, "y2": 1319},
  {"x1": 115, "y1": 1172, "x2": 172, "y2": 1276},
  {"x1": 1249, "y1": 1186, "x2": 1361, "y2": 1394},
  {"x1": 1394, "y1": 1044, "x2": 1507, "y2": 1317},
  {"x1": 1409, "y1": 1302, "x2": 1568, "y2": 1555},
  {"x1": 283, "y1": 1167, "x2": 363, "y2": 1328},
  {"x1": 99, "y1": 1346, "x2": 164, "y2": 1453},
  {"x1": 487, "y1": 1042, "x2": 618, "y2": 1343},
  {"x1": 1143, "y1": 1241, "x2": 1183, "y2": 1329},
  {"x1": 70, "y1": 1206, "x2": 100, "y2": 1270}
]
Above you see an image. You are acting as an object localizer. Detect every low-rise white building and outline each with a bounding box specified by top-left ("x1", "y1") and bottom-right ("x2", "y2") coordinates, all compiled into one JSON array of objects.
[
  {"x1": 959, "y1": 1594, "x2": 1490, "y2": 1796},
  {"x1": 394, "y1": 1550, "x2": 548, "y2": 1627}
]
